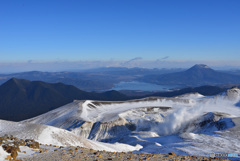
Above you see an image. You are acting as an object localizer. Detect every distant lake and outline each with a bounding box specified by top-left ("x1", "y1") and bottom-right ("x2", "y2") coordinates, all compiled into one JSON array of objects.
[{"x1": 111, "y1": 81, "x2": 179, "y2": 91}]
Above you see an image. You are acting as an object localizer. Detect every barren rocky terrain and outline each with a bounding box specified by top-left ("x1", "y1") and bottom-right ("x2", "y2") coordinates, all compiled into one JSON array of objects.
[{"x1": 0, "y1": 135, "x2": 230, "y2": 161}]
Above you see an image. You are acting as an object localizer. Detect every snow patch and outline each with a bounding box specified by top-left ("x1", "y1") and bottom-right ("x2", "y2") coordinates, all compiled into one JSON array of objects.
[{"x1": 0, "y1": 146, "x2": 9, "y2": 161}]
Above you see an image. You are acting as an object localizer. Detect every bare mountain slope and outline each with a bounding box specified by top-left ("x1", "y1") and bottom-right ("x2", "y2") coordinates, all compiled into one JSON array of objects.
[{"x1": 0, "y1": 78, "x2": 128, "y2": 121}]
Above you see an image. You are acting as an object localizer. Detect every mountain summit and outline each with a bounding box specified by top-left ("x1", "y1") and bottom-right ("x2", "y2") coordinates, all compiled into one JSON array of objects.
[
  {"x1": 187, "y1": 64, "x2": 211, "y2": 71},
  {"x1": 191, "y1": 64, "x2": 209, "y2": 68},
  {"x1": 184, "y1": 64, "x2": 216, "y2": 79},
  {"x1": 139, "y1": 64, "x2": 240, "y2": 87}
]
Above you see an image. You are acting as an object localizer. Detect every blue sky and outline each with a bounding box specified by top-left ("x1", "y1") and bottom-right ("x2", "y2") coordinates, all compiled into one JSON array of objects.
[{"x1": 0, "y1": 0, "x2": 240, "y2": 71}]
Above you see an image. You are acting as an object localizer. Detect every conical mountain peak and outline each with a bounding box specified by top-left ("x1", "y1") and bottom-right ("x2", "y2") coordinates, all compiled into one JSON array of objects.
[
  {"x1": 189, "y1": 64, "x2": 211, "y2": 70},
  {"x1": 185, "y1": 64, "x2": 214, "y2": 74}
]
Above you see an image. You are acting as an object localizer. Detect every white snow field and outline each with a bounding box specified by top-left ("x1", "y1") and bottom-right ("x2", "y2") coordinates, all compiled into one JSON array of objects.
[
  {"x1": 0, "y1": 119, "x2": 141, "y2": 153},
  {"x1": 7, "y1": 87, "x2": 240, "y2": 159}
]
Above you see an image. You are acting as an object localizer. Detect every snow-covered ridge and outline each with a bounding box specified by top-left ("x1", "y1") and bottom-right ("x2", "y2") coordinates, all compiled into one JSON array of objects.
[
  {"x1": 23, "y1": 97, "x2": 193, "y2": 125},
  {"x1": 19, "y1": 89, "x2": 240, "y2": 158},
  {"x1": 80, "y1": 98, "x2": 192, "y2": 122},
  {"x1": 22, "y1": 97, "x2": 194, "y2": 141}
]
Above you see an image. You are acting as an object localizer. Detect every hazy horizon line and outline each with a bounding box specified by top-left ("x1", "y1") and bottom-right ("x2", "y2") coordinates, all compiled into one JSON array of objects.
[{"x1": 0, "y1": 59, "x2": 240, "y2": 74}]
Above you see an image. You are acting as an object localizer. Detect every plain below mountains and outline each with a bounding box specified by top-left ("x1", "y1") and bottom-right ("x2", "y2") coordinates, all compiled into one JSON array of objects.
[
  {"x1": 139, "y1": 64, "x2": 240, "y2": 87},
  {"x1": 0, "y1": 78, "x2": 128, "y2": 121}
]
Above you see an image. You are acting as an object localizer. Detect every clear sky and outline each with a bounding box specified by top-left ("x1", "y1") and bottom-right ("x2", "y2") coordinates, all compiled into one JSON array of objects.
[{"x1": 0, "y1": 0, "x2": 240, "y2": 72}]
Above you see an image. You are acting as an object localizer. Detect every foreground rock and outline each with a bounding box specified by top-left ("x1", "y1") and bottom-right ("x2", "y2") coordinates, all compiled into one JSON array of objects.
[
  {"x1": 0, "y1": 135, "x2": 231, "y2": 161},
  {"x1": 0, "y1": 134, "x2": 41, "y2": 160},
  {"x1": 21, "y1": 147, "x2": 230, "y2": 161}
]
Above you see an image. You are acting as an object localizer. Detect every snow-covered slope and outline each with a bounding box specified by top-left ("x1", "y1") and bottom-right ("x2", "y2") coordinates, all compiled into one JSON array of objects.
[
  {"x1": 0, "y1": 119, "x2": 141, "y2": 152},
  {"x1": 20, "y1": 88, "x2": 240, "y2": 158}
]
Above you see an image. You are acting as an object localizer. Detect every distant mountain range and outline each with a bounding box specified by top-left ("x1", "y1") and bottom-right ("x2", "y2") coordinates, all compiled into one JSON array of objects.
[
  {"x1": 0, "y1": 67, "x2": 183, "y2": 91},
  {"x1": 0, "y1": 78, "x2": 128, "y2": 121},
  {"x1": 1, "y1": 65, "x2": 239, "y2": 91},
  {"x1": 139, "y1": 64, "x2": 240, "y2": 87}
]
